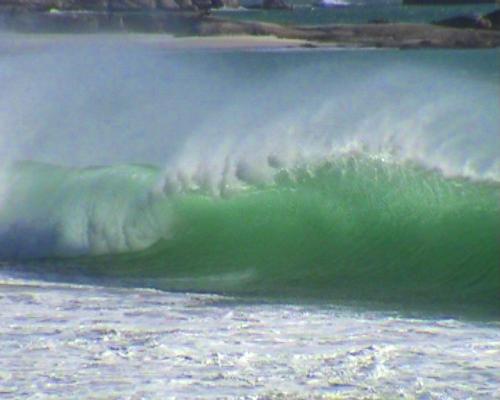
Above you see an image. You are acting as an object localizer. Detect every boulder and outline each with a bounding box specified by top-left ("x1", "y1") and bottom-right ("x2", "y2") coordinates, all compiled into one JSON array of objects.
[
  {"x1": 211, "y1": 0, "x2": 240, "y2": 8},
  {"x1": 0, "y1": 0, "x2": 241, "y2": 13},
  {"x1": 69, "y1": 1, "x2": 109, "y2": 11},
  {"x1": 262, "y1": 0, "x2": 291, "y2": 10},
  {"x1": 434, "y1": 15, "x2": 492, "y2": 30},
  {"x1": 0, "y1": 0, "x2": 60, "y2": 12},
  {"x1": 191, "y1": 0, "x2": 212, "y2": 10},
  {"x1": 108, "y1": 0, "x2": 156, "y2": 11},
  {"x1": 0, "y1": 0, "x2": 167, "y2": 13},
  {"x1": 404, "y1": 0, "x2": 495, "y2": 4},
  {"x1": 157, "y1": 0, "x2": 181, "y2": 10},
  {"x1": 485, "y1": 9, "x2": 500, "y2": 30},
  {"x1": 190, "y1": 0, "x2": 240, "y2": 10}
]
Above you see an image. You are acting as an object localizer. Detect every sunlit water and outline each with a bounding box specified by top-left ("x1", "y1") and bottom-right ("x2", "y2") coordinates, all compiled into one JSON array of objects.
[{"x1": 217, "y1": 0, "x2": 497, "y2": 26}]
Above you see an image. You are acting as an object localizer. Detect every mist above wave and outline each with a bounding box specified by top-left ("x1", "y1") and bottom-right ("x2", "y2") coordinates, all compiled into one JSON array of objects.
[{"x1": 0, "y1": 37, "x2": 498, "y2": 182}]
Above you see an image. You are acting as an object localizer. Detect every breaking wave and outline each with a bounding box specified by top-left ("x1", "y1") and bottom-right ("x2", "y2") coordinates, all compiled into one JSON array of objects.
[
  {"x1": 1, "y1": 155, "x2": 498, "y2": 316},
  {"x1": 0, "y1": 40, "x2": 499, "y2": 315}
]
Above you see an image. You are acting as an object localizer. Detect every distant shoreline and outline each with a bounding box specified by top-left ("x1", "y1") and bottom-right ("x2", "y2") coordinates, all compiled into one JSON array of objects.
[{"x1": 1, "y1": 10, "x2": 500, "y2": 49}]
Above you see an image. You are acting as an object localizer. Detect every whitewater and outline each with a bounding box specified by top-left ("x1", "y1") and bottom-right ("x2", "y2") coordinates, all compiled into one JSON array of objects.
[{"x1": 0, "y1": 35, "x2": 499, "y2": 398}]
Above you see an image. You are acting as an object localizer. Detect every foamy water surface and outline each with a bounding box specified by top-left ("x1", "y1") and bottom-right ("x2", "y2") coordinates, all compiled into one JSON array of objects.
[{"x1": 1, "y1": 275, "x2": 499, "y2": 399}]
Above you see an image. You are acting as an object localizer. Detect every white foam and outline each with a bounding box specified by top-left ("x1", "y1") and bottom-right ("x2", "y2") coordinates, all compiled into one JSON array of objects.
[{"x1": 0, "y1": 276, "x2": 498, "y2": 398}]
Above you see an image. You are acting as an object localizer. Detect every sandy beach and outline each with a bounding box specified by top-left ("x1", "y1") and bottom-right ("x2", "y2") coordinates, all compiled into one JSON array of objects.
[{"x1": 0, "y1": 32, "x2": 316, "y2": 53}]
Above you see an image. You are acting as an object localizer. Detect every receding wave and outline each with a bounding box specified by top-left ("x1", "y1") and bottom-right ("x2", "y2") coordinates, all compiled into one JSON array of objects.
[{"x1": 1, "y1": 156, "x2": 498, "y2": 316}]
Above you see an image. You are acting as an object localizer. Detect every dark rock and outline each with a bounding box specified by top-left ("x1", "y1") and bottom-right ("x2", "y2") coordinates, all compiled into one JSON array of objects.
[
  {"x1": 108, "y1": 0, "x2": 156, "y2": 11},
  {"x1": 189, "y1": 0, "x2": 210, "y2": 10},
  {"x1": 157, "y1": 0, "x2": 181, "y2": 10},
  {"x1": 68, "y1": 1, "x2": 109, "y2": 11},
  {"x1": 0, "y1": 0, "x2": 240, "y2": 13},
  {"x1": 404, "y1": 0, "x2": 495, "y2": 4},
  {"x1": 211, "y1": 0, "x2": 239, "y2": 8},
  {"x1": 174, "y1": 0, "x2": 240, "y2": 11},
  {"x1": 174, "y1": 0, "x2": 193, "y2": 8},
  {"x1": 0, "y1": 0, "x2": 59, "y2": 12},
  {"x1": 485, "y1": 9, "x2": 500, "y2": 30},
  {"x1": 434, "y1": 15, "x2": 492, "y2": 30},
  {"x1": 262, "y1": 0, "x2": 292, "y2": 10},
  {"x1": 242, "y1": 0, "x2": 291, "y2": 10},
  {"x1": 0, "y1": 1, "x2": 168, "y2": 13}
]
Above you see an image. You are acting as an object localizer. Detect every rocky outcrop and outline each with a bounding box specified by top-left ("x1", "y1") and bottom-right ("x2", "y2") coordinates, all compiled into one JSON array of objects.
[
  {"x1": 262, "y1": 0, "x2": 291, "y2": 10},
  {"x1": 3, "y1": 9, "x2": 500, "y2": 49},
  {"x1": 434, "y1": 9, "x2": 500, "y2": 30},
  {"x1": 435, "y1": 15, "x2": 493, "y2": 30},
  {"x1": 244, "y1": 0, "x2": 292, "y2": 10},
  {"x1": 157, "y1": 0, "x2": 181, "y2": 10},
  {"x1": 485, "y1": 9, "x2": 500, "y2": 29},
  {"x1": 0, "y1": 0, "x2": 239, "y2": 13},
  {"x1": 0, "y1": 0, "x2": 59, "y2": 12},
  {"x1": 404, "y1": 0, "x2": 495, "y2": 4},
  {"x1": 193, "y1": 18, "x2": 500, "y2": 48},
  {"x1": 108, "y1": 1, "x2": 156, "y2": 11},
  {"x1": 294, "y1": 22, "x2": 500, "y2": 48},
  {"x1": 213, "y1": 0, "x2": 240, "y2": 7}
]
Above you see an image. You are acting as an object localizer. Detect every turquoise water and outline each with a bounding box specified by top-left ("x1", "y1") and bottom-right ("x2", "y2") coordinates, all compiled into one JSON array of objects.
[{"x1": 216, "y1": 2, "x2": 497, "y2": 26}]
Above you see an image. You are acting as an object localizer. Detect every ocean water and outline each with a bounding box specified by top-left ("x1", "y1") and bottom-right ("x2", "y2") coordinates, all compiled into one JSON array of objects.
[
  {"x1": 0, "y1": 35, "x2": 499, "y2": 398},
  {"x1": 217, "y1": 0, "x2": 497, "y2": 26}
]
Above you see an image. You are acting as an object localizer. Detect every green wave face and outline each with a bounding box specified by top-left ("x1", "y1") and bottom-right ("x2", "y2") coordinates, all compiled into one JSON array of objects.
[
  {"x1": 5, "y1": 158, "x2": 496, "y2": 316},
  {"x1": 138, "y1": 159, "x2": 500, "y2": 316}
]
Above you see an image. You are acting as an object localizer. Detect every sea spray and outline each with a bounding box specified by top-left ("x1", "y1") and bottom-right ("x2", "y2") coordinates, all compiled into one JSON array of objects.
[
  {"x1": 0, "y1": 38, "x2": 498, "y2": 315},
  {"x1": 0, "y1": 42, "x2": 497, "y2": 179},
  {"x1": 1, "y1": 156, "x2": 498, "y2": 316}
]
